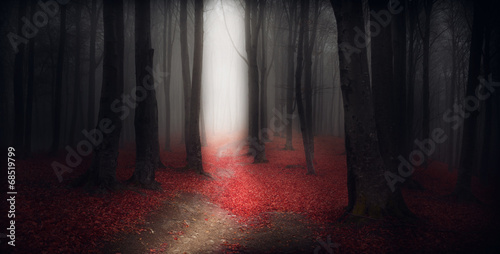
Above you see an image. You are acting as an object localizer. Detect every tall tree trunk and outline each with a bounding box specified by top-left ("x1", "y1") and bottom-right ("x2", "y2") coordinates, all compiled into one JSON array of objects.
[
  {"x1": 51, "y1": 5, "x2": 67, "y2": 154},
  {"x1": 285, "y1": 0, "x2": 297, "y2": 150},
  {"x1": 454, "y1": 0, "x2": 487, "y2": 201},
  {"x1": 245, "y1": 0, "x2": 267, "y2": 163},
  {"x1": 393, "y1": 0, "x2": 407, "y2": 155},
  {"x1": 187, "y1": 0, "x2": 205, "y2": 173},
  {"x1": 297, "y1": 0, "x2": 315, "y2": 175},
  {"x1": 421, "y1": 0, "x2": 433, "y2": 164},
  {"x1": 369, "y1": 0, "x2": 414, "y2": 215},
  {"x1": 70, "y1": 1, "x2": 83, "y2": 146},
  {"x1": 73, "y1": 0, "x2": 124, "y2": 192},
  {"x1": 370, "y1": 0, "x2": 399, "y2": 167},
  {"x1": 24, "y1": 1, "x2": 36, "y2": 157},
  {"x1": 304, "y1": 0, "x2": 320, "y2": 160},
  {"x1": 180, "y1": 0, "x2": 191, "y2": 150},
  {"x1": 129, "y1": 0, "x2": 161, "y2": 190},
  {"x1": 88, "y1": 0, "x2": 98, "y2": 130},
  {"x1": 273, "y1": 10, "x2": 284, "y2": 138},
  {"x1": 331, "y1": 0, "x2": 413, "y2": 220},
  {"x1": 163, "y1": 0, "x2": 174, "y2": 151},
  {"x1": 488, "y1": 0, "x2": 500, "y2": 208},
  {"x1": 259, "y1": 0, "x2": 269, "y2": 142},
  {"x1": 13, "y1": 0, "x2": 27, "y2": 156},
  {"x1": 406, "y1": 0, "x2": 417, "y2": 155}
]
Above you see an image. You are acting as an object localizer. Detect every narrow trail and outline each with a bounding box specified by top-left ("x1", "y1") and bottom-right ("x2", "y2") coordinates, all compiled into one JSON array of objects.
[{"x1": 103, "y1": 135, "x2": 333, "y2": 253}]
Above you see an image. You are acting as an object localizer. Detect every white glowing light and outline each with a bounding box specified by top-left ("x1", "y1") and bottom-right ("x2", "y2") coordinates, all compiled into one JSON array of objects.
[{"x1": 202, "y1": 0, "x2": 248, "y2": 137}]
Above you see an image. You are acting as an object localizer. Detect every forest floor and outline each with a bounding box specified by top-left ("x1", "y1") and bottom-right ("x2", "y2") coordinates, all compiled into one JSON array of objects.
[{"x1": 2, "y1": 133, "x2": 500, "y2": 253}]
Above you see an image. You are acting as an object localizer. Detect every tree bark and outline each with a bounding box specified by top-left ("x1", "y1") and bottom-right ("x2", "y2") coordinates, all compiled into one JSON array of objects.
[
  {"x1": 187, "y1": 0, "x2": 205, "y2": 173},
  {"x1": 24, "y1": 1, "x2": 36, "y2": 157},
  {"x1": 128, "y1": 0, "x2": 161, "y2": 190},
  {"x1": 88, "y1": 0, "x2": 98, "y2": 130},
  {"x1": 297, "y1": 0, "x2": 315, "y2": 175},
  {"x1": 73, "y1": 0, "x2": 124, "y2": 192},
  {"x1": 163, "y1": 0, "x2": 175, "y2": 151},
  {"x1": 331, "y1": 0, "x2": 414, "y2": 220},
  {"x1": 51, "y1": 5, "x2": 67, "y2": 154},
  {"x1": 245, "y1": 0, "x2": 267, "y2": 163},
  {"x1": 259, "y1": 0, "x2": 269, "y2": 142},
  {"x1": 421, "y1": 0, "x2": 433, "y2": 165},
  {"x1": 284, "y1": 0, "x2": 297, "y2": 150},
  {"x1": 454, "y1": 0, "x2": 487, "y2": 201},
  {"x1": 13, "y1": 0, "x2": 27, "y2": 156},
  {"x1": 70, "y1": 1, "x2": 83, "y2": 146},
  {"x1": 180, "y1": 0, "x2": 192, "y2": 150}
]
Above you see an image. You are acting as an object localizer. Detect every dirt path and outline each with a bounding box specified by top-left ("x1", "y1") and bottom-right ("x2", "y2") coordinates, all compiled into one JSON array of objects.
[{"x1": 102, "y1": 192, "x2": 320, "y2": 253}]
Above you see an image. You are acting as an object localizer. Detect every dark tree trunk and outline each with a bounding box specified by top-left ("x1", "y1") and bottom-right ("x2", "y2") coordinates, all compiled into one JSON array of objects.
[
  {"x1": 88, "y1": 0, "x2": 98, "y2": 130},
  {"x1": 454, "y1": 0, "x2": 487, "y2": 201},
  {"x1": 129, "y1": 0, "x2": 161, "y2": 190},
  {"x1": 187, "y1": 0, "x2": 204, "y2": 173},
  {"x1": 297, "y1": 0, "x2": 315, "y2": 175},
  {"x1": 163, "y1": 0, "x2": 174, "y2": 151},
  {"x1": 488, "y1": 0, "x2": 500, "y2": 207},
  {"x1": 24, "y1": 1, "x2": 36, "y2": 157},
  {"x1": 51, "y1": 5, "x2": 67, "y2": 154},
  {"x1": 479, "y1": 0, "x2": 492, "y2": 180},
  {"x1": 70, "y1": 1, "x2": 83, "y2": 146},
  {"x1": 284, "y1": 0, "x2": 297, "y2": 150},
  {"x1": 369, "y1": 0, "x2": 414, "y2": 216},
  {"x1": 259, "y1": 0, "x2": 269, "y2": 142},
  {"x1": 180, "y1": 0, "x2": 191, "y2": 150},
  {"x1": 370, "y1": 0, "x2": 398, "y2": 167},
  {"x1": 393, "y1": 0, "x2": 407, "y2": 155},
  {"x1": 245, "y1": 0, "x2": 267, "y2": 163},
  {"x1": 331, "y1": 0, "x2": 413, "y2": 220},
  {"x1": 304, "y1": 0, "x2": 320, "y2": 160},
  {"x1": 73, "y1": 0, "x2": 124, "y2": 192},
  {"x1": 421, "y1": 0, "x2": 433, "y2": 164},
  {"x1": 406, "y1": 0, "x2": 417, "y2": 154},
  {"x1": 13, "y1": 0, "x2": 27, "y2": 156}
]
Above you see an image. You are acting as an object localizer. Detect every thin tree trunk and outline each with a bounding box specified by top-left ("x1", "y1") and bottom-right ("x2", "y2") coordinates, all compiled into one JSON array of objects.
[
  {"x1": 13, "y1": 0, "x2": 27, "y2": 156},
  {"x1": 24, "y1": 1, "x2": 36, "y2": 157},
  {"x1": 163, "y1": 0, "x2": 174, "y2": 151},
  {"x1": 285, "y1": 0, "x2": 297, "y2": 150},
  {"x1": 304, "y1": 0, "x2": 320, "y2": 160},
  {"x1": 259, "y1": 0, "x2": 269, "y2": 142},
  {"x1": 180, "y1": 0, "x2": 191, "y2": 150},
  {"x1": 297, "y1": 0, "x2": 315, "y2": 175},
  {"x1": 421, "y1": 0, "x2": 433, "y2": 164},
  {"x1": 70, "y1": 1, "x2": 83, "y2": 146},
  {"x1": 187, "y1": 0, "x2": 205, "y2": 173},
  {"x1": 88, "y1": 0, "x2": 98, "y2": 130},
  {"x1": 51, "y1": 5, "x2": 67, "y2": 154},
  {"x1": 406, "y1": 2, "x2": 416, "y2": 156}
]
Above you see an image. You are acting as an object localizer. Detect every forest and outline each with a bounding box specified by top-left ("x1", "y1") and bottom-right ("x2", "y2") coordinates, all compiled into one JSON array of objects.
[{"x1": 0, "y1": 0, "x2": 499, "y2": 253}]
